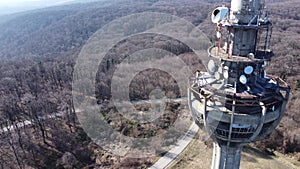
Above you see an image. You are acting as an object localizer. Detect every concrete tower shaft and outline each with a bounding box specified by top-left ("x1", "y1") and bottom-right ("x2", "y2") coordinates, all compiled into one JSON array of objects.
[{"x1": 188, "y1": 0, "x2": 290, "y2": 169}]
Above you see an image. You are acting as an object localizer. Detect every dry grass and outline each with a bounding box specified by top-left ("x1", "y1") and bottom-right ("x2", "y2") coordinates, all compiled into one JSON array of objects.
[{"x1": 168, "y1": 130, "x2": 300, "y2": 169}]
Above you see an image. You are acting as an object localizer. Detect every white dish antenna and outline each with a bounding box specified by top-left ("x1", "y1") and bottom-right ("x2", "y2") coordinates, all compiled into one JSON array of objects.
[
  {"x1": 244, "y1": 66, "x2": 254, "y2": 75},
  {"x1": 248, "y1": 53, "x2": 255, "y2": 59},
  {"x1": 215, "y1": 72, "x2": 221, "y2": 80},
  {"x1": 208, "y1": 60, "x2": 216, "y2": 74},
  {"x1": 223, "y1": 66, "x2": 229, "y2": 79},
  {"x1": 263, "y1": 71, "x2": 267, "y2": 78},
  {"x1": 262, "y1": 61, "x2": 267, "y2": 68},
  {"x1": 239, "y1": 75, "x2": 247, "y2": 84},
  {"x1": 211, "y1": 7, "x2": 229, "y2": 23}
]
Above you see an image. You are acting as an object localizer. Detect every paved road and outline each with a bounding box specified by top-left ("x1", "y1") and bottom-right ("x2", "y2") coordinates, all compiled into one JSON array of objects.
[
  {"x1": 149, "y1": 122, "x2": 199, "y2": 169},
  {"x1": 0, "y1": 112, "x2": 63, "y2": 134},
  {"x1": 115, "y1": 97, "x2": 187, "y2": 106},
  {"x1": 0, "y1": 97, "x2": 187, "y2": 134}
]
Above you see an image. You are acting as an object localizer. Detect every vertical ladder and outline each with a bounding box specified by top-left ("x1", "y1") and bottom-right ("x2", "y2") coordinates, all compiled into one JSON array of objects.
[{"x1": 265, "y1": 24, "x2": 272, "y2": 51}]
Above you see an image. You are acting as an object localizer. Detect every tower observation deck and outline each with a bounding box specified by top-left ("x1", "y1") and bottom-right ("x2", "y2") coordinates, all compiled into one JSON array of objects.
[{"x1": 188, "y1": 0, "x2": 290, "y2": 168}]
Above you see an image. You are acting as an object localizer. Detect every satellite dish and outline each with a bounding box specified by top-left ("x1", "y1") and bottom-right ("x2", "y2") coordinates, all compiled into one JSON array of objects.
[
  {"x1": 218, "y1": 66, "x2": 223, "y2": 73},
  {"x1": 211, "y1": 7, "x2": 229, "y2": 23},
  {"x1": 263, "y1": 71, "x2": 267, "y2": 78},
  {"x1": 244, "y1": 66, "x2": 254, "y2": 75},
  {"x1": 223, "y1": 70, "x2": 229, "y2": 79},
  {"x1": 248, "y1": 53, "x2": 255, "y2": 59},
  {"x1": 262, "y1": 61, "x2": 267, "y2": 68},
  {"x1": 272, "y1": 105, "x2": 275, "y2": 111},
  {"x1": 239, "y1": 75, "x2": 247, "y2": 84},
  {"x1": 223, "y1": 66, "x2": 229, "y2": 79},
  {"x1": 208, "y1": 60, "x2": 216, "y2": 74},
  {"x1": 215, "y1": 72, "x2": 221, "y2": 80},
  {"x1": 195, "y1": 70, "x2": 199, "y2": 78}
]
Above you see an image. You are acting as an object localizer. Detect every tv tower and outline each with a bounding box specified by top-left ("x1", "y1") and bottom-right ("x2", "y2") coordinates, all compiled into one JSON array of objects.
[{"x1": 188, "y1": 0, "x2": 290, "y2": 168}]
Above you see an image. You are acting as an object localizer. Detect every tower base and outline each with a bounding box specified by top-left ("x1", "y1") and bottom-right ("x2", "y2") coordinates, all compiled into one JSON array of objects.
[{"x1": 211, "y1": 142, "x2": 242, "y2": 169}]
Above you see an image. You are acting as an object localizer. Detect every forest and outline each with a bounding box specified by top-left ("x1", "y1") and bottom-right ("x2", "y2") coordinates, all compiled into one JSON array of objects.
[{"x1": 0, "y1": 0, "x2": 299, "y2": 168}]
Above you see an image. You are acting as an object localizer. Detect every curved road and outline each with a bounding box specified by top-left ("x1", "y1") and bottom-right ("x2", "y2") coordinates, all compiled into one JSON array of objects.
[{"x1": 150, "y1": 122, "x2": 199, "y2": 169}]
